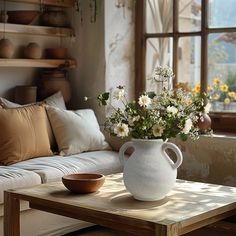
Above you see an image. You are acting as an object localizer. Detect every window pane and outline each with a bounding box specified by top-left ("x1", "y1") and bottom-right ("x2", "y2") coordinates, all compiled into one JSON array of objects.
[
  {"x1": 145, "y1": 38, "x2": 173, "y2": 93},
  {"x1": 146, "y1": 0, "x2": 173, "y2": 33},
  {"x1": 179, "y1": 0, "x2": 201, "y2": 32},
  {"x1": 208, "y1": 0, "x2": 236, "y2": 28},
  {"x1": 208, "y1": 33, "x2": 236, "y2": 112},
  {"x1": 177, "y1": 37, "x2": 201, "y2": 91}
]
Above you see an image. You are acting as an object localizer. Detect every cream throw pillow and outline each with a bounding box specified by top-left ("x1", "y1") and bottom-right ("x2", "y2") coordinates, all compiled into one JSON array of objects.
[
  {"x1": 0, "y1": 105, "x2": 53, "y2": 165},
  {"x1": 46, "y1": 107, "x2": 110, "y2": 155}
]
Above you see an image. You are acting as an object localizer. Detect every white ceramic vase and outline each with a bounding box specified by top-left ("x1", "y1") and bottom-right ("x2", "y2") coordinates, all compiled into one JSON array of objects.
[{"x1": 119, "y1": 139, "x2": 183, "y2": 201}]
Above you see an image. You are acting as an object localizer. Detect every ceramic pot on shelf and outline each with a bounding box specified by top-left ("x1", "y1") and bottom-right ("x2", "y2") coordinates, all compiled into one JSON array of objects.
[
  {"x1": 40, "y1": 7, "x2": 68, "y2": 27},
  {"x1": 119, "y1": 139, "x2": 183, "y2": 201},
  {"x1": 24, "y1": 42, "x2": 42, "y2": 59},
  {"x1": 0, "y1": 38, "x2": 14, "y2": 58}
]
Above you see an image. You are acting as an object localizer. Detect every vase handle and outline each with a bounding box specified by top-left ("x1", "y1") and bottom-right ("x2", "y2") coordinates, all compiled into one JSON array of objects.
[
  {"x1": 162, "y1": 142, "x2": 183, "y2": 169},
  {"x1": 118, "y1": 141, "x2": 134, "y2": 166}
]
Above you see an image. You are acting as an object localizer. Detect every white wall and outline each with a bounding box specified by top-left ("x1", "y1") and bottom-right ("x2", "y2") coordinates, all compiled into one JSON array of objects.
[
  {"x1": 104, "y1": 0, "x2": 135, "y2": 101},
  {"x1": 68, "y1": 0, "x2": 135, "y2": 122}
]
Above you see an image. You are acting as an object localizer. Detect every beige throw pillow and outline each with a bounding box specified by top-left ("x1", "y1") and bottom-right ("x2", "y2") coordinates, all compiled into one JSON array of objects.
[
  {"x1": 0, "y1": 105, "x2": 53, "y2": 165},
  {"x1": 0, "y1": 91, "x2": 66, "y2": 150},
  {"x1": 46, "y1": 107, "x2": 110, "y2": 155}
]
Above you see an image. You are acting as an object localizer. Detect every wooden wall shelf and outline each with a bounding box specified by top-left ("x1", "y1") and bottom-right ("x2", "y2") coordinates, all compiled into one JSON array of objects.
[
  {"x1": 0, "y1": 23, "x2": 74, "y2": 37},
  {"x1": 0, "y1": 59, "x2": 77, "y2": 68},
  {"x1": 7, "y1": 0, "x2": 74, "y2": 8}
]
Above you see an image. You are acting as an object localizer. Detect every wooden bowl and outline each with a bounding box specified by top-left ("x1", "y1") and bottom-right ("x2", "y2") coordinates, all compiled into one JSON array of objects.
[
  {"x1": 62, "y1": 173, "x2": 105, "y2": 193},
  {"x1": 46, "y1": 48, "x2": 67, "y2": 59},
  {"x1": 7, "y1": 10, "x2": 39, "y2": 25}
]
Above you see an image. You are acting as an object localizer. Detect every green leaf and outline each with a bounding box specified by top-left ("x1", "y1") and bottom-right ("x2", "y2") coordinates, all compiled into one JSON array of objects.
[
  {"x1": 179, "y1": 133, "x2": 188, "y2": 141},
  {"x1": 97, "y1": 92, "x2": 110, "y2": 106},
  {"x1": 146, "y1": 91, "x2": 156, "y2": 99}
]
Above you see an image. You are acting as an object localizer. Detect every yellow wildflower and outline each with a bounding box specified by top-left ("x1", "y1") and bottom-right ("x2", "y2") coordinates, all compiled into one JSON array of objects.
[
  {"x1": 220, "y1": 84, "x2": 228, "y2": 92},
  {"x1": 224, "y1": 97, "x2": 231, "y2": 105},
  {"x1": 194, "y1": 84, "x2": 201, "y2": 93},
  {"x1": 228, "y1": 91, "x2": 235, "y2": 98},
  {"x1": 213, "y1": 77, "x2": 221, "y2": 85},
  {"x1": 207, "y1": 86, "x2": 213, "y2": 92}
]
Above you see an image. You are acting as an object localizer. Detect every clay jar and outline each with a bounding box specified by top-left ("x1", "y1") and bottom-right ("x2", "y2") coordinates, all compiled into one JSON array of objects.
[
  {"x1": 39, "y1": 70, "x2": 71, "y2": 102},
  {"x1": 24, "y1": 42, "x2": 42, "y2": 59},
  {"x1": 0, "y1": 38, "x2": 14, "y2": 58},
  {"x1": 197, "y1": 113, "x2": 212, "y2": 131},
  {"x1": 0, "y1": 11, "x2": 8, "y2": 23},
  {"x1": 41, "y1": 7, "x2": 68, "y2": 27}
]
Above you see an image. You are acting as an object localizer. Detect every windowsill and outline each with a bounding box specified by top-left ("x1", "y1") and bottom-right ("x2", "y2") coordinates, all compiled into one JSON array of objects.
[{"x1": 202, "y1": 132, "x2": 236, "y2": 140}]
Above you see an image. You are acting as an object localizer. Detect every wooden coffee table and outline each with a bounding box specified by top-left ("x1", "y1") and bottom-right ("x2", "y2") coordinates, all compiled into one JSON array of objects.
[{"x1": 4, "y1": 173, "x2": 236, "y2": 236}]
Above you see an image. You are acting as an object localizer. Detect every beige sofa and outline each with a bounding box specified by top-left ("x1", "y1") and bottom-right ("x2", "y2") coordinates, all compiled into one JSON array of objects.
[
  {"x1": 0, "y1": 150, "x2": 123, "y2": 236},
  {"x1": 0, "y1": 92, "x2": 124, "y2": 235}
]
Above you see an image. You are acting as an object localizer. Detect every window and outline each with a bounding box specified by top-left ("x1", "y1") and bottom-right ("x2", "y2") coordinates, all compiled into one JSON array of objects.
[{"x1": 135, "y1": 0, "x2": 236, "y2": 133}]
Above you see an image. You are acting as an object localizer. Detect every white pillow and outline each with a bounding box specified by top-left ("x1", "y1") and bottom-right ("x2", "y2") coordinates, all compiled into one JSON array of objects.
[
  {"x1": 46, "y1": 107, "x2": 110, "y2": 155},
  {"x1": 0, "y1": 91, "x2": 66, "y2": 110},
  {"x1": 0, "y1": 97, "x2": 20, "y2": 108},
  {"x1": 44, "y1": 91, "x2": 66, "y2": 110}
]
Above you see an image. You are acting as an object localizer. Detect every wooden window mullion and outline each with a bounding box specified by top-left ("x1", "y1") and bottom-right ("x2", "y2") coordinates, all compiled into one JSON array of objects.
[
  {"x1": 135, "y1": 0, "x2": 146, "y2": 100},
  {"x1": 201, "y1": 0, "x2": 208, "y2": 94},
  {"x1": 173, "y1": 0, "x2": 179, "y2": 87}
]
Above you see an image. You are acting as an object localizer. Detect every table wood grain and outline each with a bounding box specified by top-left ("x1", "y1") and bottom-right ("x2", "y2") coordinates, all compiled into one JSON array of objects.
[{"x1": 4, "y1": 174, "x2": 236, "y2": 236}]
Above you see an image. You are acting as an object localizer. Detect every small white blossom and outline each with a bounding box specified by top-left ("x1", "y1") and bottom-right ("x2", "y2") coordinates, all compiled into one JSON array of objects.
[
  {"x1": 138, "y1": 95, "x2": 152, "y2": 107},
  {"x1": 167, "y1": 106, "x2": 178, "y2": 115},
  {"x1": 128, "y1": 115, "x2": 140, "y2": 126},
  {"x1": 204, "y1": 103, "x2": 211, "y2": 113},
  {"x1": 113, "y1": 88, "x2": 125, "y2": 100},
  {"x1": 152, "y1": 124, "x2": 164, "y2": 137},
  {"x1": 84, "y1": 96, "x2": 88, "y2": 101},
  {"x1": 114, "y1": 123, "x2": 129, "y2": 137},
  {"x1": 183, "y1": 118, "x2": 193, "y2": 134}
]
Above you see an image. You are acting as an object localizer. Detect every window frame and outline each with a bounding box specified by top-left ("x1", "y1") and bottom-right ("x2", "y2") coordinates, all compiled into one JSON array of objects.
[{"x1": 135, "y1": 0, "x2": 236, "y2": 133}]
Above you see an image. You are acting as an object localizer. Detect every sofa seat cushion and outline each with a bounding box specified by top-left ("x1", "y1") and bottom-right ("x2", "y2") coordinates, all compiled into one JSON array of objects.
[
  {"x1": 12, "y1": 151, "x2": 123, "y2": 183},
  {"x1": 0, "y1": 167, "x2": 41, "y2": 204}
]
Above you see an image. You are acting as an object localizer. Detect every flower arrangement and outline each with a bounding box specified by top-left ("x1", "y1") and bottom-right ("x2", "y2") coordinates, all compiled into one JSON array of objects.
[{"x1": 97, "y1": 67, "x2": 212, "y2": 141}]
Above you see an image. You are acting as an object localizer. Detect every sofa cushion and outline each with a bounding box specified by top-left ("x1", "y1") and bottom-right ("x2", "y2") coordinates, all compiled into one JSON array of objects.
[
  {"x1": 46, "y1": 107, "x2": 110, "y2": 155},
  {"x1": 0, "y1": 105, "x2": 53, "y2": 165},
  {"x1": 12, "y1": 151, "x2": 123, "y2": 183},
  {"x1": 0, "y1": 167, "x2": 41, "y2": 204},
  {"x1": 0, "y1": 91, "x2": 66, "y2": 150}
]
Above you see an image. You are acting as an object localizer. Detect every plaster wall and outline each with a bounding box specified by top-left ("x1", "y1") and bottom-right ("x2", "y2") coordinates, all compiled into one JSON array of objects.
[
  {"x1": 172, "y1": 135, "x2": 236, "y2": 187},
  {"x1": 104, "y1": 0, "x2": 135, "y2": 101},
  {"x1": 68, "y1": 0, "x2": 106, "y2": 122}
]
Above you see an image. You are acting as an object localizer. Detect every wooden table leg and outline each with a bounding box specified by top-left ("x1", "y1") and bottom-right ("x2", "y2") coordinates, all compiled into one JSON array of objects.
[{"x1": 4, "y1": 191, "x2": 20, "y2": 236}]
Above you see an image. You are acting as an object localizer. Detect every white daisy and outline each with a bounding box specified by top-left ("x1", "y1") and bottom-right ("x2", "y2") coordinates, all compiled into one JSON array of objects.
[
  {"x1": 167, "y1": 106, "x2": 178, "y2": 115},
  {"x1": 114, "y1": 123, "x2": 129, "y2": 137},
  {"x1": 138, "y1": 95, "x2": 151, "y2": 107},
  {"x1": 152, "y1": 124, "x2": 164, "y2": 137},
  {"x1": 113, "y1": 88, "x2": 125, "y2": 100}
]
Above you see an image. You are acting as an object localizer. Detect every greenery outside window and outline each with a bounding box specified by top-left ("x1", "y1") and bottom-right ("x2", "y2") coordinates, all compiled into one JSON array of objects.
[{"x1": 135, "y1": 0, "x2": 236, "y2": 133}]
